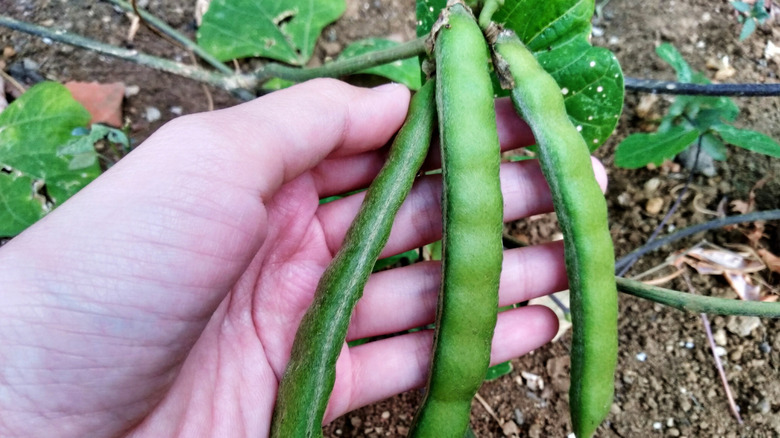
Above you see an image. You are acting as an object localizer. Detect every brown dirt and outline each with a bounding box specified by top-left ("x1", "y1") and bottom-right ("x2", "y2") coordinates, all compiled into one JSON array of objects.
[{"x1": 2, "y1": 0, "x2": 779, "y2": 437}]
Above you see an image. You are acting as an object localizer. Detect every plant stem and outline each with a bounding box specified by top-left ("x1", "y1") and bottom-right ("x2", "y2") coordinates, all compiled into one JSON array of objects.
[
  {"x1": 0, "y1": 14, "x2": 255, "y2": 99},
  {"x1": 5, "y1": 12, "x2": 779, "y2": 100},
  {"x1": 478, "y1": 0, "x2": 503, "y2": 29},
  {"x1": 0, "y1": 14, "x2": 427, "y2": 98},
  {"x1": 615, "y1": 209, "x2": 780, "y2": 272},
  {"x1": 625, "y1": 77, "x2": 780, "y2": 96},
  {"x1": 254, "y1": 37, "x2": 429, "y2": 84},
  {"x1": 616, "y1": 277, "x2": 780, "y2": 318},
  {"x1": 105, "y1": 0, "x2": 233, "y2": 75}
]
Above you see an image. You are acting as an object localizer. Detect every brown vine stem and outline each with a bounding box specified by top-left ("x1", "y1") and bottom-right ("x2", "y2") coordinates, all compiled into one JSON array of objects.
[
  {"x1": 105, "y1": 0, "x2": 234, "y2": 75},
  {"x1": 0, "y1": 13, "x2": 428, "y2": 100},
  {"x1": 0, "y1": 14, "x2": 255, "y2": 100}
]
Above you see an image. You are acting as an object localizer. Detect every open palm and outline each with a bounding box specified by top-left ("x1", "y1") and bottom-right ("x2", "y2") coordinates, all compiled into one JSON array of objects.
[{"x1": 0, "y1": 79, "x2": 604, "y2": 437}]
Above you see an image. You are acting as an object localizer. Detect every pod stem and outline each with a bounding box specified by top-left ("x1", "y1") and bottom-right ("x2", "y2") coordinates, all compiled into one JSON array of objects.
[{"x1": 617, "y1": 277, "x2": 780, "y2": 318}]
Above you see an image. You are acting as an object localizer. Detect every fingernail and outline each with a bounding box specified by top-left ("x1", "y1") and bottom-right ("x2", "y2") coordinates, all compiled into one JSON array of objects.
[{"x1": 372, "y1": 82, "x2": 403, "y2": 93}]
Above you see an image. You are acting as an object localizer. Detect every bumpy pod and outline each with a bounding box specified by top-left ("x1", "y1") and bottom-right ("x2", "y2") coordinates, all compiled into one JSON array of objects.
[
  {"x1": 493, "y1": 30, "x2": 618, "y2": 438},
  {"x1": 409, "y1": 3, "x2": 504, "y2": 437},
  {"x1": 271, "y1": 79, "x2": 436, "y2": 437}
]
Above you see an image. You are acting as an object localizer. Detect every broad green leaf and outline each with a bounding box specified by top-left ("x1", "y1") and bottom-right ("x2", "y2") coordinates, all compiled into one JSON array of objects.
[
  {"x1": 739, "y1": 18, "x2": 757, "y2": 41},
  {"x1": 494, "y1": 0, "x2": 624, "y2": 151},
  {"x1": 484, "y1": 360, "x2": 513, "y2": 381},
  {"x1": 338, "y1": 38, "x2": 422, "y2": 90},
  {"x1": 197, "y1": 0, "x2": 346, "y2": 65},
  {"x1": 261, "y1": 77, "x2": 297, "y2": 91},
  {"x1": 0, "y1": 171, "x2": 48, "y2": 235},
  {"x1": 416, "y1": 0, "x2": 447, "y2": 37},
  {"x1": 0, "y1": 82, "x2": 100, "y2": 236},
  {"x1": 373, "y1": 248, "x2": 420, "y2": 272},
  {"x1": 731, "y1": 1, "x2": 752, "y2": 13},
  {"x1": 656, "y1": 43, "x2": 692, "y2": 83},
  {"x1": 713, "y1": 124, "x2": 780, "y2": 158},
  {"x1": 614, "y1": 126, "x2": 700, "y2": 169},
  {"x1": 700, "y1": 132, "x2": 728, "y2": 161}
]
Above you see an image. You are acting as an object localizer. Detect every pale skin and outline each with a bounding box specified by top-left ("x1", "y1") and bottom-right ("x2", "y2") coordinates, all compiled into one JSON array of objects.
[{"x1": 0, "y1": 79, "x2": 607, "y2": 437}]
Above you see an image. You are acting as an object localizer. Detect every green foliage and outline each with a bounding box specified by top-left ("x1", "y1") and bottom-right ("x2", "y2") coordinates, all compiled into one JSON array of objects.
[
  {"x1": 338, "y1": 38, "x2": 423, "y2": 90},
  {"x1": 416, "y1": 0, "x2": 447, "y2": 37},
  {"x1": 197, "y1": 0, "x2": 346, "y2": 65},
  {"x1": 730, "y1": 1, "x2": 771, "y2": 41},
  {"x1": 494, "y1": 0, "x2": 624, "y2": 151},
  {"x1": 0, "y1": 82, "x2": 106, "y2": 236},
  {"x1": 416, "y1": 0, "x2": 624, "y2": 152},
  {"x1": 615, "y1": 43, "x2": 780, "y2": 169},
  {"x1": 484, "y1": 360, "x2": 513, "y2": 381},
  {"x1": 373, "y1": 248, "x2": 421, "y2": 272}
]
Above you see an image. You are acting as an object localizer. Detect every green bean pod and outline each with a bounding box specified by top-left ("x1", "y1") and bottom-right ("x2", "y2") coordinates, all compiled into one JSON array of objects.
[
  {"x1": 492, "y1": 30, "x2": 618, "y2": 438},
  {"x1": 409, "y1": 3, "x2": 503, "y2": 437},
  {"x1": 270, "y1": 79, "x2": 436, "y2": 438}
]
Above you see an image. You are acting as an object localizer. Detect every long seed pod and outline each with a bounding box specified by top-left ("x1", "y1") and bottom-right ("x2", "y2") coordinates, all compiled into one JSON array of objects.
[
  {"x1": 271, "y1": 79, "x2": 436, "y2": 437},
  {"x1": 492, "y1": 29, "x2": 618, "y2": 438},
  {"x1": 409, "y1": 2, "x2": 504, "y2": 436}
]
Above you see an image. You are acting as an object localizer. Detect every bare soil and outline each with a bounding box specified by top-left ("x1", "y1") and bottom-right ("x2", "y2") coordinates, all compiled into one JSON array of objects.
[{"x1": 2, "y1": 0, "x2": 779, "y2": 437}]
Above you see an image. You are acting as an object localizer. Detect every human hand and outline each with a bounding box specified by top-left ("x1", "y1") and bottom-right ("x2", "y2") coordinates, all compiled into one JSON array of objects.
[{"x1": 0, "y1": 79, "x2": 606, "y2": 437}]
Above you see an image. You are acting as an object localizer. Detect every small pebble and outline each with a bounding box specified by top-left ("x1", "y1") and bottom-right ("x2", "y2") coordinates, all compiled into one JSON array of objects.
[
  {"x1": 645, "y1": 197, "x2": 664, "y2": 215},
  {"x1": 759, "y1": 342, "x2": 771, "y2": 353},
  {"x1": 145, "y1": 106, "x2": 161, "y2": 122},
  {"x1": 380, "y1": 411, "x2": 390, "y2": 420},
  {"x1": 757, "y1": 398, "x2": 771, "y2": 414},
  {"x1": 652, "y1": 421, "x2": 662, "y2": 430},
  {"x1": 636, "y1": 352, "x2": 647, "y2": 362},
  {"x1": 124, "y1": 85, "x2": 140, "y2": 97},
  {"x1": 170, "y1": 106, "x2": 183, "y2": 115},
  {"x1": 513, "y1": 408, "x2": 525, "y2": 426},
  {"x1": 713, "y1": 328, "x2": 727, "y2": 346},
  {"x1": 684, "y1": 341, "x2": 694, "y2": 349},
  {"x1": 643, "y1": 177, "x2": 661, "y2": 194},
  {"x1": 521, "y1": 371, "x2": 544, "y2": 391},
  {"x1": 713, "y1": 346, "x2": 727, "y2": 357}
]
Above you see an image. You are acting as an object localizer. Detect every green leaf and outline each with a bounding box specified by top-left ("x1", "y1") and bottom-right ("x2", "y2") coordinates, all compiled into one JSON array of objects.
[
  {"x1": 494, "y1": 0, "x2": 624, "y2": 151},
  {"x1": 373, "y1": 249, "x2": 420, "y2": 272},
  {"x1": 713, "y1": 124, "x2": 780, "y2": 158},
  {"x1": 0, "y1": 82, "x2": 100, "y2": 236},
  {"x1": 614, "y1": 126, "x2": 700, "y2": 169},
  {"x1": 700, "y1": 132, "x2": 728, "y2": 161},
  {"x1": 338, "y1": 38, "x2": 422, "y2": 90},
  {"x1": 416, "y1": 0, "x2": 447, "y2": 37},
  {"x1": 739, "y1": 18, "x2": 757, "y2": 41},
  {"x1": 484, "y1": 360, "x2": 513, "y2": 381},
  {"x1": 731, "y1": 1, "x2": 752, "y2": 13},
  {"x1": 656, "y1": 43, "x2": 692, "y2": 83},
  {"x1": 197, "y1": 0, "x2": 346, "y2": 65},
  {"x1": 261, "y1": 77, "x2": 297, "y2": 91},
  {"x1": 0, "y1": 171, "x2": 48, "y2": 235}
]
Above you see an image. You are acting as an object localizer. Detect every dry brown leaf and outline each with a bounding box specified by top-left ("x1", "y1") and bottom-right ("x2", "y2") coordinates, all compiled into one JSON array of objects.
[
  {"x1": 724, "y1": 271, "x2": 762, "y2": 301},
  {"x1": 64, "y1": 81, "x2": 126, "y2": 127},
  {"x1": 687, "y1": 245, "x2": 765, "y2": 273},
  {"x1": 758, "y1": 248, "x2": 780, "y2": 273},
  {"x1": 744, "y1": 221, "x2": 766, "y2": 246},
  {"x1": 730, "y1": 199, "x2": 751, "y2": 215},
  {"x1": 195, "y1": 0, "x2": 212, "y2": 26}
]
